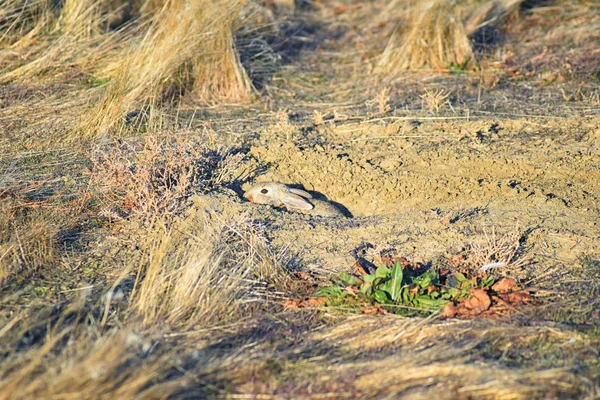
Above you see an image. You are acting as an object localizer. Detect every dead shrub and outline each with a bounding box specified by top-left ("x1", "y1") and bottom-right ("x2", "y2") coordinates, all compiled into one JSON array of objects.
[
  {"x1": 464, "y1": 225, "x2": 528, "y2": 273},
  {"x1": 90, "y1": 135, "x2": 242, "y2": 221},
  {"x1": 420, "y1": 88, "x2": 450, "y2": 114}
]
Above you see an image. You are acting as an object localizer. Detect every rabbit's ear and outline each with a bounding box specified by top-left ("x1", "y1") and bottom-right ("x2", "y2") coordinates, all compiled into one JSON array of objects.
[
  {"x1": 288, "y1": 188, "x2": 312, "y2": 199},
  {"x1": 281, "y1": 193, "x2": 314, "y2": 210}
]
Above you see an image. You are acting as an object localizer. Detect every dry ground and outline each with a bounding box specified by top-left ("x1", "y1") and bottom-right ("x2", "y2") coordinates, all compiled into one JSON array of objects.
[{"x1": 1, "y1": 0, "x2": 600, "y2": 399}]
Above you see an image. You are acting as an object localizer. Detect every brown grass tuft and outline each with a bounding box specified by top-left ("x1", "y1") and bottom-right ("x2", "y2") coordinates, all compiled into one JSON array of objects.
[
  {"x1": 0, "y1": 0, "x2": 123, "y2": 85},
  {"x1": 308, "y1": 316, "x2": 590, "y2": 398},
  {"x1": 1, "y1": 0, "x2": 254, "y2": 138},
  {"x1": 0, "y1": 1, "x2": 53, "y2": 46},
  {"x1": 58, "y1": 0, "x2": 103, "y2": 38},
  {"x1": 86, "y1": 0, "x2": 253, "y2": 135},
  {"x1": 0, "y1": 211, "x2": 58, "y2": 284},
  {"x1": 420, "y1": 88, "x2": 450, "y2": 114},
  {"x1": 130, "y1": 213, "x2": 260, "y2": 329},
  {"x1": 377, "y1": 0, "x2": 474, "y2": 73},
  {"x1": 272, "y1": 0, "x2": 295, "y2": 13},
  {"x1": 191, "y1": 3, "x2": 254, "y2": 103}
]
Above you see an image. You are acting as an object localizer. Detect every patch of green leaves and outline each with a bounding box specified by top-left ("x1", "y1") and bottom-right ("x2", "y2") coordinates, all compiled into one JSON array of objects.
[{"x1": 317, "y1": 261, "x2": 500, "y2": 315}]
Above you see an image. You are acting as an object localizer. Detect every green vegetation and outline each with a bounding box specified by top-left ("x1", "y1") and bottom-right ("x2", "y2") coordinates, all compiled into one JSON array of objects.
[{"x1": 316, "y1": 261, "x2": 498, "y2": 314}]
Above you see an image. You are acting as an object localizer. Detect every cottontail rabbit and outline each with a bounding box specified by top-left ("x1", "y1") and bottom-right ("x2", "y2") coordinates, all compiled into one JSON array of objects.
[{"x1": 243, "y1": 182, "x2": 347, "y2": 218}]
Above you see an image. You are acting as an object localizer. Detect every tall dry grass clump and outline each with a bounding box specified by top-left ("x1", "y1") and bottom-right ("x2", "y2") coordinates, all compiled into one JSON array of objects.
[
  {"x1": 1, "y1": 0, "x2": 255, "y2": 141},
  {"x1": 192, "y1": 7, "x2": 253, "y2": 102},
  {"x1": 139, "y1": 0, "x2": 166, "y2": 18},
  {"x1": 87, "y1": 0, "x2": 253, "y2": 134},
  {"x1": 0, "y1": 0, "x2": 122, "y2": 83},
  {"x1": 377, "y1": 0, "x2": 474, "y2": 72},
  {"x1": 131, "y1": 213, "x2": 264, "y2": 329},
  {"x1": 57, "y1": 0, "x2": 104, "y2": 38},
  {"x1": 0, "y1": 0, "x2": 52, "y2": 46}
]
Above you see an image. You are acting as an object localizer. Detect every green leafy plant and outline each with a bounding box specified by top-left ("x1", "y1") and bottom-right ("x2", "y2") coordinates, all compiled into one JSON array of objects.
[{"x1": 316, "y1": 261, "x2": 500, "y2": 314}]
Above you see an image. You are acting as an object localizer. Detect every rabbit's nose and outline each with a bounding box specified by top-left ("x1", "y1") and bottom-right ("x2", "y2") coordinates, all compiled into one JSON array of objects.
[{"x1": 243, "y1": 191, "x2": 253, "y2": 201}]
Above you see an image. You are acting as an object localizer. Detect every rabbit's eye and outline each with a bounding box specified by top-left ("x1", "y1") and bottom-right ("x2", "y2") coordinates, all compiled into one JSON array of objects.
[{"x1": 260, "y1": 189, "x2": 269, "y2": 194}]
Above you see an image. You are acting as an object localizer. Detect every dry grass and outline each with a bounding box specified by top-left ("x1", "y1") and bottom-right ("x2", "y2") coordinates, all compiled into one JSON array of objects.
[
  {"x1": 85, "y1": 0, "x2": 252, "y2": 135},
  {"x1": 58, "y1": 0, "x2": 103, "y2": 38},
  {"x1": 420, "y1": 88, "x2": 450, "y2": 114},
  {"x1": 0, "y1": 303, "x2": 594, "y2": 399},
  {"x1": 89, "y1": 134, "x2": 286, "y2": 329},
  {"x1": 0, "y1": 175, "x2": 78, "y2": 285},
  {"x1": 0, "y1": 170, "x2": 285, "y2": 398},
  {"x1": 376, "y1": 0, "x2": 529, "y2": 74},
  {"x1": 1, "y1": 0, "x2": 600, "y2": 398},
  {"x1": 1, "y1": 0, "x2": 254, "y2": 139},
  {"x1": 273, "y1": 109, "x2": 295, "y2": 141},
  {"x1": 0, "y1": 0, "x2": 52, "y2": 46},
  {"x1": 365, "y1": 87, "x2": 392, "y2": 116},
  {"x1": 273, "y1": 0, "x2": 295, "y2": 13},
  {"x1": 0, "y1": 201, "x2": 289, "y2": 397},
  {"x1": 130, "y1": 213, "x2": 259, "y2": 329},
  {"x1": 305, "y1": 316, "x2": 593, "y2": 398},
  {"x1": 0, "y1": 213, "x2": 57, "y2": 284},
  {"x1": 377, "y1": 0, "x2": 474, "y2": 73},
  {"x1": 0, "y1": 1, "x2": 124, "y2": 85},
  {"x1": 0, "y1": 315, "x2": 186, "y2": 400},
  {"x1": 464, "y1": 0, "x2": 525, "y2": 37}
]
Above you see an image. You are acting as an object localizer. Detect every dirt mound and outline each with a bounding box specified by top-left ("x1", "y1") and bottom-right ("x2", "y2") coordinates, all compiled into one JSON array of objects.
[{"x1": 246, "y1": 117, "x2": 600, "y2": 219}]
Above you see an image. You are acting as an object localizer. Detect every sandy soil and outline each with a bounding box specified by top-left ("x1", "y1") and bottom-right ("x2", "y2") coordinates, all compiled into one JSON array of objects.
[{"x1": 176, "y1": 114, "x2": 600, "y2": 281}]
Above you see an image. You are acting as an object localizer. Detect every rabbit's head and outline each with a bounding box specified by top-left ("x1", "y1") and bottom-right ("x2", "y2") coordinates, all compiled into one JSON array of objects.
[{"x1": 243, "y1": 182, "x2": 314, "y2": 210}]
